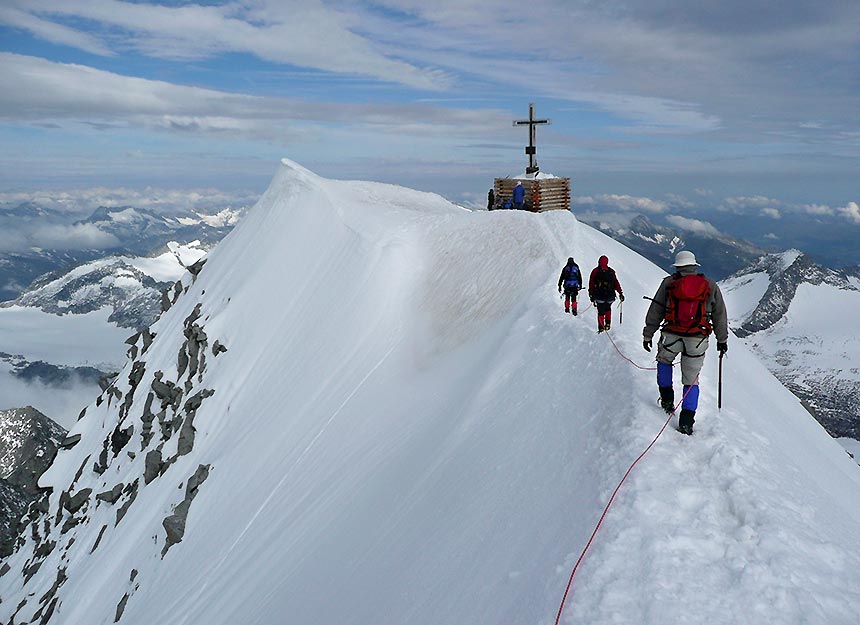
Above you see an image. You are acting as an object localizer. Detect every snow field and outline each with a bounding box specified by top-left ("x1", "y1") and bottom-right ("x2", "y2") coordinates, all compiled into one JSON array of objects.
[{"x1": 2, "y1": 160, "x2": 860, "y2": 625}]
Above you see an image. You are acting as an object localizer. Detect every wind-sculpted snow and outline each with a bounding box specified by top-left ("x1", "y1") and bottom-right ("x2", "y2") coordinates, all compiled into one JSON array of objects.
[{"x1": 1, "y1": 160, "x2": 859, "y2": 625}]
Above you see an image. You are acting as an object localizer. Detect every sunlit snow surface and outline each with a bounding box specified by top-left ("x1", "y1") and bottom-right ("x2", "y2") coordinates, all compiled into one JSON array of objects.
[
  {"x1": 2, "y1": 160, "x2": 859, "y2": 625},
  {"x1": 126, "y1": 241, "x2": 206, "y2": 282}
]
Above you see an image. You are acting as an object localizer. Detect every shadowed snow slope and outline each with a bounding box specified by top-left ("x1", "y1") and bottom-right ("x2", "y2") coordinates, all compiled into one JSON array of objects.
[{"x1": 2, "y1": 160, "x2": 860, "y2": 625}]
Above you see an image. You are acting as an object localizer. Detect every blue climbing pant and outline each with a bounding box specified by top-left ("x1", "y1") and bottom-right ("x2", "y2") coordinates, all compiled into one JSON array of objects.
[{"x1": 656, "y1": 331, "x2": 708, "y2": 411}]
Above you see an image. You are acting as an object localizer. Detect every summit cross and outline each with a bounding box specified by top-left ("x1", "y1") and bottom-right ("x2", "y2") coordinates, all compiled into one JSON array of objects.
[{"x1": 513, "y1": 103, "x2": 551, "y2": 174}]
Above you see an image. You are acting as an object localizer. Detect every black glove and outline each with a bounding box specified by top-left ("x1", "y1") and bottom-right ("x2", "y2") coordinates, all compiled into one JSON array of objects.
[
  {"x1": 643, "y1": 339, "x2": 652, "y2": 352},
  {"x1": 717, "y1": 341, "x2": 728, "y2": 355},
  {"x1": 619, "y1": 293, "x2": 625, "y2": 302}
]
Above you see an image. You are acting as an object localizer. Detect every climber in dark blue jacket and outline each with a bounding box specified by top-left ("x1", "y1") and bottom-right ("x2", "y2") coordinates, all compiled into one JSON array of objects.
[{"x1": 557, "y1": 257, "x2": 582, "y2": 315}]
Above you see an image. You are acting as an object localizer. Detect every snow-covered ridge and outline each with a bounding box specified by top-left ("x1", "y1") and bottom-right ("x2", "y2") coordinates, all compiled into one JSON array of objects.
[
  {"x1": 1, "y1": 160, "x2": 859, "y2": 625},
  {"x1": 722, "y1": 249, "x2": 855, "y2": 337}
]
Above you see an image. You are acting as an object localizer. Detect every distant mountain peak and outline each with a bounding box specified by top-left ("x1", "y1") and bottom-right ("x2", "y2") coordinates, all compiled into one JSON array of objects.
[{"x1": 0, "y1": 406, "x2": 66, "y2": 480}]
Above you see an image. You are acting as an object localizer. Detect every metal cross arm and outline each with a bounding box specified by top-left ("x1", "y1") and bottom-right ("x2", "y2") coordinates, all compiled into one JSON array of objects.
[{"x1": 513, "y1": 103, "x2": 551, "y2": 174}]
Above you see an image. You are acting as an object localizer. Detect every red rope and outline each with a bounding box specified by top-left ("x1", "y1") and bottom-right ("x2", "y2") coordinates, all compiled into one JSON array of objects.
[
  {"x1": 606, "y1": 330, "x2": 657, "y2": 371},
  {"x1": 553, "y1": 336, "x2": 697, "y2": 625}
]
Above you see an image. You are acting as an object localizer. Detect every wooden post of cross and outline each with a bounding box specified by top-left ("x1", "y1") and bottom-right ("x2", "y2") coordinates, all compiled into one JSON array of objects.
[{"x1": 513, "y1": 103, "x2": 551, "y2": 175}]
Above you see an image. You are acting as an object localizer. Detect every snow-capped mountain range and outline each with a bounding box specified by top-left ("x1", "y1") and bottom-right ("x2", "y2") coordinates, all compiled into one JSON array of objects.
[
  {"x1": 721, "y1": 250, "x2": 860, "y2": 441},
  {"x1": 0, "y1": 203, "x2": 244, "y2": 302},
  {"x1": 0, "y1": 241, "x2": 209, "y2": 429},
  {"x1": 9, "y1": 242, "x2": 207, "y2": 330},
  {"x1": 1, "y1": 203, "x2": 240, "y2": 428},
  {"x1": 1, "y1": 160, "x2": 858, "y2": 625},
  {"x1": 585, "y1": 213, "x2": 767, "y2": 280}
]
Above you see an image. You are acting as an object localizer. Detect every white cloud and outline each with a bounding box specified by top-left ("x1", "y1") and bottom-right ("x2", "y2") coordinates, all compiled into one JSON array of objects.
[
  {"x1": 3, "y1": 0, "x2": 451, "y2": 90},
  {"x1": 0, "y1": 0, "x2": 724, "y2": 133},
  {"x1": 0, "y1": 186, "x2": 258, "y2": 215},
  {"x1": 761, "y1": 207, "x2": 781, "y2": 219},
  {"x1": 0, "y1": 53, "x2": 507, "y2": 141},
  {"x1": 666, "y1": 193, "x2": 695, "y2": 208},
  {"x1": 666, "y1": 215, "x2": 721, "y2": 237},
  {"x1": 574, "y1": 194, "x2": 669, "y2": 213},
  {"x1": 764, "y1": 232, "x2": 779, "y2": 239},
  {"x1": 33, "y1": 223, "x2": 121, "y2": 250},
  {"x1": 838, "y1": 201, "x2": 860, "y2": 224},
  {"x1": 721, "y1": 195, "x2": 781, "y2": 211},
  {"x1": 0, "y1": 5, "x2": 113, "y2": 56},
  {"x1": 0, "y1": 222, "x2": 121, "y2": 253},
  {"x1": 802, "y1": 203, "x2": 835, "y2": 216}
]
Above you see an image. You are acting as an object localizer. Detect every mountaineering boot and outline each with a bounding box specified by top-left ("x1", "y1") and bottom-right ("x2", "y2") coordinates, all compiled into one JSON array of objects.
[
  {"x1": 604, "y1": 322, "x2": 611, "y2": 331},
  {"x1": 678, "y1": 408, "x2": 696, "y2": 435},
  {"x1": 572, "y1": 309, "x2": 577, "y2": 316},
  {"x1": 659, "y1": 386, "x2": 675, "y2": 414}
]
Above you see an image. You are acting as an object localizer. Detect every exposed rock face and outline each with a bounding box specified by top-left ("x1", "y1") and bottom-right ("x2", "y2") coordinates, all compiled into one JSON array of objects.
[
  {"x1": 0, "y1": 259, "x2": 226, "y2": 624},
  {"x1": 0, "y1": 480, "x2": 29, "y2": 558},
  {"x1": 0, "y1": 407, "x2": 66, "y2": 557},
  {"x1": 730, "y1": 251, "x2": 850, "y2": 338},
  {"x1": 161, "y1": 464, "x2": 210, "y2": 556}
]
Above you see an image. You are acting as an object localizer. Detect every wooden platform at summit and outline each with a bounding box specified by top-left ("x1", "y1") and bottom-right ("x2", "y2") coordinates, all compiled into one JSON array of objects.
[{"x1": 494, "y1": 177, "x2": 571, "y2": 212}]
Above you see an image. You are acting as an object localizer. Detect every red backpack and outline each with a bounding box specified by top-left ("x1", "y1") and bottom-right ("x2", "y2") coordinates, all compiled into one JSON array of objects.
[{"x1": 663, "y1": 273, "x2": 712, "y2": 334}]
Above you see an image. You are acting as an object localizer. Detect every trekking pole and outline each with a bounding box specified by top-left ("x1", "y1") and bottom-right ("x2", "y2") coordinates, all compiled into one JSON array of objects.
[
  {"x1": 718, "y1": 351, "x2": 724, "y2": 410},
  {"x1": 619, "y1": 299, "x2": 623, "y2": 324}
]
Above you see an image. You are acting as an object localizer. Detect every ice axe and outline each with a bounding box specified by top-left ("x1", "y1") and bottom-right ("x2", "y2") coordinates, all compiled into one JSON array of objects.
[{"x1": 718, "y1": 351, "x2": 724, "y2": 410}]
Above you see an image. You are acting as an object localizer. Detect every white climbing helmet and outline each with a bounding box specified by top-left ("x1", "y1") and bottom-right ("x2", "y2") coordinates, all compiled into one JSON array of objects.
[{"x1": 673, "y1": 250, "x2": 699, "y2": 267}]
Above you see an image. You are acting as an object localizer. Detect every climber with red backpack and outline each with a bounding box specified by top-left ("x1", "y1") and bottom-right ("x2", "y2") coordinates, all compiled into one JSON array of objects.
[
  {"x1": 642, "y1": 250, "x2": 728, "y2": 435},
  {"x1": 588, "y1": 255, "x2": 624, "y2": 332}
]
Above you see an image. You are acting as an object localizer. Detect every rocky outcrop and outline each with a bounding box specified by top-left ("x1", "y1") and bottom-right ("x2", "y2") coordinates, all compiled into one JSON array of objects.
[
  {"x1": 0, "y1": 256, "x2": 227, "y2": 624},
  {"x1": 730, "y1": 251, "x2": 852, "y2": 337},
  {"x1": 161, "y1": 464, "x2": 210, "y2": 556},
  {"x1": 0, "y1": 407, "x2": 66, "y2": 558}
]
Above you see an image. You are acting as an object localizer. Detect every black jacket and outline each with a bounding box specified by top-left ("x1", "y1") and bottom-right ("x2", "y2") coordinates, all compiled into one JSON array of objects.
[{"x1": 558, "y1": 263, "x2": 582, "y2": 291}]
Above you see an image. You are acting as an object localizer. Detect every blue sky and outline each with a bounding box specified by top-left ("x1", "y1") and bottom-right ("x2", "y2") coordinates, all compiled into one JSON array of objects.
[{"x1": 1, "y1": 0, "x2": 859, "y2": 236}]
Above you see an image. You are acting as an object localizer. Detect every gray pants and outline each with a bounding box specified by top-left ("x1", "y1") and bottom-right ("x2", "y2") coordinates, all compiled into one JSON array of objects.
[{"x1": 657, "y1": 332, "x2": 709, "y2": 386}]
